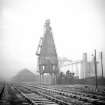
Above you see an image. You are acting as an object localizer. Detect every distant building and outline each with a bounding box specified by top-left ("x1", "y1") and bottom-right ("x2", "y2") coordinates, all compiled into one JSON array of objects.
[
  {"x1": 59, "y1": 53, "x2": 97, "y2": 79},
  {"x1": 80, "y1": 53, "x2": 95, "y2": 79},
  {"x1": 81, "y1": 53, "x2": 88, "y2": 78}
]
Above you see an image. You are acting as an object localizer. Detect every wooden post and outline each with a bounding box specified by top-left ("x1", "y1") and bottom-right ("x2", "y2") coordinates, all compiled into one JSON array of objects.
[
  {"x1": 40, "y1": 74, "x2": 41, "y2": 86},
  {"x1": 101, "y1": 52, "x2": 103, "y2": 78},
  {"x1": 94, "y1": 50, "x2": 98, "y2": 90}
]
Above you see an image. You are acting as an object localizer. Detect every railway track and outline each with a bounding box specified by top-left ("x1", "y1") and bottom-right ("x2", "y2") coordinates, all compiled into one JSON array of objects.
[
  {"x1": 51, "y1": 85, "x2": 105, "y2": 96},
  {"x1": 1, "y1": 82, "x2": 105, "y2": 105},
  {"x1": 1, "y1": 82, "x2": 65, "y2": 105},
  {"x1": 14, "y1": 84, "x2": 93, "y2": 105},
  {"x1": 42, "y1": 85, "x2": 105, "y2": 100},
  {"x1": 17, "y1": 83, "x2": 105, "y2": 105},
  {"x1": 14, "y1": 86, "x2": 59, "y2": 105},
  {"x1": 0, "y1": 84, "x2": 5, "y2": 100},
  {"x1": 0, "y1": 83, "x2": 36, "y2": 105},
  {"x1": 14, "y1": 84, "x2": 71, "y2": 105},
  {"x1": 39, "y1": 86, "x2": 105, "y2": 105},
  {"x1": 53, "y1": 87, "x2": 105, "y2": 100}
]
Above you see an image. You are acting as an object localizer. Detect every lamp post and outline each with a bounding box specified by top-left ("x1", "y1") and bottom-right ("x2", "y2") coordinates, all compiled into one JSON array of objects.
[
  {"x1": 94, "y1": 50, "x2": 98, "y2": 90},
  {"x1": 92, "y1": 50, "x2": 98, "y2": 90},
  {"x1": 100, "y1": 52, "x2": 103, "y2": 78}
]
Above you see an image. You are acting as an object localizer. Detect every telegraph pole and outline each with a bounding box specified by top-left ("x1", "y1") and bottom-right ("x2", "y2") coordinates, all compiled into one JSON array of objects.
[
  {"x1": 100, "y1": 52, "x2": 103, "y2": 78},
  {"x1": 94, "y1": 49, "x2": 98, "y2": 90}
]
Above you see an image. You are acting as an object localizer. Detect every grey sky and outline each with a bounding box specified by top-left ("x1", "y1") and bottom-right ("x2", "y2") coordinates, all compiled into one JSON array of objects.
[{"x1": 0, "y1": 0, "x2": 105, "y2": 79}]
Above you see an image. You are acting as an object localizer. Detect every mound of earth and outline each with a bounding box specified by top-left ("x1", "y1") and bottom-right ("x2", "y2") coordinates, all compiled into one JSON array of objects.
[{"x1": 11, "y1": 69, "x2": 37, "y2": 82}]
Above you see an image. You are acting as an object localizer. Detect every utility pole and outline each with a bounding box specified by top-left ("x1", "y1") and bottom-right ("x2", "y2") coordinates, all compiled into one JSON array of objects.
[
  {"x1": 100, "y1": 52, "x2": 103, "y2": 78},
  {"x1": 94, "y1": 49, "x2": 98, "y2": 90}
]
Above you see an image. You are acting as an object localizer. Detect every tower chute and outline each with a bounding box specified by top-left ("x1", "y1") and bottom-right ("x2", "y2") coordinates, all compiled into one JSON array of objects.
[{"x1": 36, "y1": 19, "x2": 59, "y2": 84}]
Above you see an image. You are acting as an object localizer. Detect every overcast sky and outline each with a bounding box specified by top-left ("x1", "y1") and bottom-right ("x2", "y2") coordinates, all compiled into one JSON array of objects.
[{"x1": 0, "y1": 0, "x2": 105, "y2": 79}]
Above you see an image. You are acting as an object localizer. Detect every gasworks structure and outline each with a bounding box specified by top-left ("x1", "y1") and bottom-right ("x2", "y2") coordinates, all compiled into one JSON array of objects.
[{"x1": 36, "y1": 19, "x2": 59, "y2": 84}]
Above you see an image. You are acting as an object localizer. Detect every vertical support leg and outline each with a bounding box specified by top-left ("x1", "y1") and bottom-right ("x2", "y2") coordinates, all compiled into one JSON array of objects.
[
  {"x1": 54, "y1": 74, "x2": 56, "y2": 85},
  {"x1": 50, "y1": 74, "x2": 52, "y2": 85},
  {"x1": 72, "y1": 64, "x2": 73, "y2": 72},
  {"x1": 53, "y1": 74, "x2": 55, "y2": 85},
  {"x1": 42, "y1": 74, "x2": 44, "y2": 84},
  {"x1": 94, "y1": 50, "x2": 98, "y2": 90},
  {"x1": 40, "y1": 74, "x2": 41, "y2": 86},
  {"x1": 75, "y1": 63, "x2": 78, "y2": 77},
  {"x1": 101, "y1": 52, "x2": 103, "y2": 78},
  {"x1": 55, "y1": 74, "x2": 57, "y2": 85}
]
